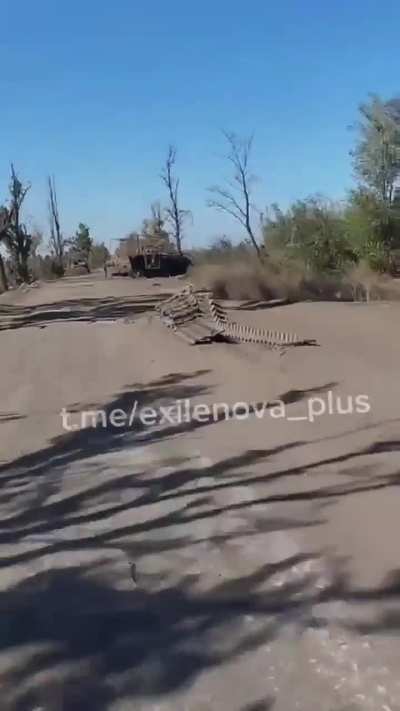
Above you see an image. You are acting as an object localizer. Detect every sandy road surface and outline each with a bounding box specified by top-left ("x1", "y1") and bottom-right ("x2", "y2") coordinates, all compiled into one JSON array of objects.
[{"x1": 1, "y1": 272, "x2": 400, "y2": 711}]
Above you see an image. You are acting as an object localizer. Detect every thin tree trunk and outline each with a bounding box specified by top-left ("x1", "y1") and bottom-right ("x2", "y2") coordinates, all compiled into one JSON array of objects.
[
  {"x1": 0, "y1": 253, "x2": 8, "y2": 291},
  {"x1": 19, "y1": 257, "x2": 29, "y2": 283},
  {"x1": 246, "y1": 221, "x2": 263, "y2": 261},
  {"x1": 16, "y1": 247, "x2": 30, "y2": 283},
  {"x1": 175, "y1": 206, "x2": 183, "y2": 255},
  {"x1": 243, "y1": 185, "x2": 263, "y2": 262}
]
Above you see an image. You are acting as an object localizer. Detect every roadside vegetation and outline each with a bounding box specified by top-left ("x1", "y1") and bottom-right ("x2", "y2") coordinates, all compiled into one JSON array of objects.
[
  {"x1": 0, "y1": 165, "x2": 109, "y2": 291},
  {"x1": 2, "y1": 94, "x2": 400, "y2": 301},
  {"x1": 191, "y1": 95, "x2": 400, "y2": 301}
]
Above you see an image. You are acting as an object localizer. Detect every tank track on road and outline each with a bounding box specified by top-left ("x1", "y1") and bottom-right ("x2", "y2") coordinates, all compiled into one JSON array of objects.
[{"x1": 156, "y1": 284, "x2": 316, "y2": 349}]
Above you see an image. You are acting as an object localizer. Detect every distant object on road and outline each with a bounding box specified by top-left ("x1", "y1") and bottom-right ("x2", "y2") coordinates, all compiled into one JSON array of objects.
[
  {"x1": 105, "y1": 256, "x2": 131, "y2": 276},
  {"x1": 129, "y1": 250, "x2": 192, "y2": 278},
  {"x1": 65, "y1": 256, "x2": 90, "y2": 276},
  {"x1": 108, "y1": 233, "x2": 192, "y2": 278}
]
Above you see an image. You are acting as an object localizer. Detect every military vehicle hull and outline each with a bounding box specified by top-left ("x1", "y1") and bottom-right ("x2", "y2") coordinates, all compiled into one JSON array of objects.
[{"x1": 129, "y1": 252, "x2": 191, "y2": 278}]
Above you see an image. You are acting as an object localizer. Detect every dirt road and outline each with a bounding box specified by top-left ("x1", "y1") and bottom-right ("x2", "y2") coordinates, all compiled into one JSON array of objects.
[{"x1": 1, "y1": 273, "x2": 400, "y2": 711}]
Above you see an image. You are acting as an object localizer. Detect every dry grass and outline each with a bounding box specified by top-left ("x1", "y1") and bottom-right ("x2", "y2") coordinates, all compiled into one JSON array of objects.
[
  {"x1": 346, "y1": 261, "x2": 400, "y2": 302},
  {"x1": 189, "y1": 258, "x2": 400, "y2": 303}
]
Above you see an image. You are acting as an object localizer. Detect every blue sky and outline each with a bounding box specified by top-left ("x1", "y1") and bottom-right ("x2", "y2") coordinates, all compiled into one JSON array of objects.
[{"x1": 1, "y1": 0, "x2": 400, "y2": 250}]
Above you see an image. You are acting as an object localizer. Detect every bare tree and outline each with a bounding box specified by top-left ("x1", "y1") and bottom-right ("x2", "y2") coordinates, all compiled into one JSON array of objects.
[
  {"x1": 6, "y1": 164, "x2": 32, "y2": 282},
  {"x1": 207, "y1": 131, "x2": 263, "y2": 260},
  {"x1": 161, "y1": 145, "x2": 191, "y2": 255},
  {"x1": 48, "y1": 175, "x2": 64, "y2": 272}
]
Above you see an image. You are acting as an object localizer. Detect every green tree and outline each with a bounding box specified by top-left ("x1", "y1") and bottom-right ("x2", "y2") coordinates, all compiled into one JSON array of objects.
[
  {"x1": 70, "y1": 223, "x2": 93, "y2": 267},
  {"x1": 345, "y1": 188, "x2": 400, "y2": 271},
  {"x1": 263, "y1": 196, "x2": 356, "y2": 272},
  {"x1": 347, "y1": 96, "x2": 400, "y2": 271},
  {"x1": 351, "y1": 95, "x2": 400, "y2": 205}
]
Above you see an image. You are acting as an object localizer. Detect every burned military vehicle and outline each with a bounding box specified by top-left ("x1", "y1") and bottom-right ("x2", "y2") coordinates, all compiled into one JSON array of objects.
[
  {"x1": 129, "y1": 250, "x2": 192, "y2": 277},
  {"x1": 116, "y1": 227, "x2": 192, "y2": 278}
]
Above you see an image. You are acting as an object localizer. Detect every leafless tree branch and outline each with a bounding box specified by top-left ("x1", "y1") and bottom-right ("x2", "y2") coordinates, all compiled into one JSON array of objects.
[
  {"x1": 161, "y1": 145, "x2": 191, "y2": 255},
  {"x1": 48, "y1": 175, "x2": 64, "y2": 271},
  {"x1": 207, "y1": 131, "x2": 263, "y2": 260}
]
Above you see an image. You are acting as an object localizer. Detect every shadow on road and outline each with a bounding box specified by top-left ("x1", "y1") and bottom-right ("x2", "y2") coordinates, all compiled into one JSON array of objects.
[
  {"x1": 0, "y1": 559, "x2": 299, "y2": 710},
  {"x1": 0, "y1": 370, "x2": 399, "y2": 708}
]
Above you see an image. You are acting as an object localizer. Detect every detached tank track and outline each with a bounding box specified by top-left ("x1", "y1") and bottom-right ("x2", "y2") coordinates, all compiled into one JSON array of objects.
[
  {"x1": 157, "y1": 284, "x2": 316, "y2": 349},
  {"x1": 156, "y1": 285, "x2": 208, "y2": 326},
  {"x1": 155, "y1": 285, "x2": 224, "y2": 344}
]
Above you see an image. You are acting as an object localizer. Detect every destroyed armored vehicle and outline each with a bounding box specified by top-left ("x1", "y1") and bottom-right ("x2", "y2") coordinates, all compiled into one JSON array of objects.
[{"x1": 129, "y1": 250, "x2": 192, "y2": 277}]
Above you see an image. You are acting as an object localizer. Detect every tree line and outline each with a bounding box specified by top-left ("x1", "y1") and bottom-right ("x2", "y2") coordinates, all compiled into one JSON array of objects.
[
  {"x1": 2, "y1": 93, "x2": 400, "y2": 291},
  {"x1": 0, "y1": 142, "x2": 191, "y2": 290},
  {"x1": 212, "y1": 95, "x2": 400, "y2": 275},
  {"x1": 260, "y1": 95, "x2": 400, "y2": 275},
  {"x1": 0, "y1": 167, "x2": 106, "y2": 290}
]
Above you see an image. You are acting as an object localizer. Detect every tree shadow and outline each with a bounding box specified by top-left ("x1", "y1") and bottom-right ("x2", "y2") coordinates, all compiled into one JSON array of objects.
[
  {"x1": 1, "y1": 370, "x2": 400, "y2": 707},
  {"x1": 0, "y1": 370, "x2": 213, "y2": 483},
  {"x1": 0, "y1": 377, "x2": 337, "y2": 486},
  {"x1": 310, "y1": 565, "x2": 400, "y2": 636},
  {"x1": 240, "y1": 700, "x2": 275, "y2": 711},
  {"x1": 0, "y1": 413, "x2": 26, "y2": 423},
  {"x1": 278, "y1": 381, "x2": 338, "y2": 405},
  {"x1": 0, "y1": 373, "x2": 398, "y2": 569},
  {"x1": 0, "y1": 556, "x2": 313, "y2": 710},
  {"x1": 2, "y1": 547, "x2": 400, "y2": 710}
]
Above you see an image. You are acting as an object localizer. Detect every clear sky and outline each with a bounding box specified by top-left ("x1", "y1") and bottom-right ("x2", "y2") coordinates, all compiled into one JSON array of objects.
[{"x1": 1, "y1": 0, "x2": 400, "y2": 250}]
